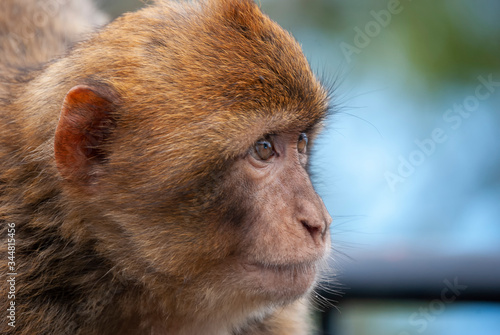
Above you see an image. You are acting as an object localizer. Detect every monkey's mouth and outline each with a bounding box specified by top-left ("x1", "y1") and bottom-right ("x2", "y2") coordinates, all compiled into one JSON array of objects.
[{"x1": 245, "y1": 261, "x2": 317, "y2": 273}]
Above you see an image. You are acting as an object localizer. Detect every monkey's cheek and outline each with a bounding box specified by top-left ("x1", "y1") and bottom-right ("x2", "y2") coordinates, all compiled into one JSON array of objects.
[{"x1": 240, "y1": 263, "x2": 318, "y2": 301}]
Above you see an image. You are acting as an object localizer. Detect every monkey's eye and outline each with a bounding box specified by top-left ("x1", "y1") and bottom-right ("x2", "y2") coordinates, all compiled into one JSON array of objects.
[
  {"x1": 297, "y1": 133, "x2": 308, "y2": 154},
  {"x1": 251, "y1": 139, "x2": 275, "y2": 161}
]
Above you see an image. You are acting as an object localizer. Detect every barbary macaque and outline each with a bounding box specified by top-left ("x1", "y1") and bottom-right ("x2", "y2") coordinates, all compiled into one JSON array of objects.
[{"x1": 0, "y1": 0, "x2": 332, "y2": 334}]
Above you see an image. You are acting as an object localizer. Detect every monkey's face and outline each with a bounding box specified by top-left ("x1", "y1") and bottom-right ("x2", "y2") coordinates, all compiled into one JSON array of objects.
[{"x1": 222, "y1": 132, "x2": 331, "y2": 300}]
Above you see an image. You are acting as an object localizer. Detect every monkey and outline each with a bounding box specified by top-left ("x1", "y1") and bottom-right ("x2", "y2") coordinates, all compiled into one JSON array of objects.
[{"x1": 0, "y1": 0, "x2": 333, "y2": 334}]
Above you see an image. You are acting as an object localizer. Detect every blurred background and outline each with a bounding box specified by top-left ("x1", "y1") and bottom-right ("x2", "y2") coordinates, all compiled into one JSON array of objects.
[{"x1": 100, "y1": 1, "x2": 500, "y2": 334}]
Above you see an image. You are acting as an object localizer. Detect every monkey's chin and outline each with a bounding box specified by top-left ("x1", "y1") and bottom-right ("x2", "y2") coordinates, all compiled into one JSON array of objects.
[{"x1": 241, "y1": 261, "x2": 318, "y2": 301}]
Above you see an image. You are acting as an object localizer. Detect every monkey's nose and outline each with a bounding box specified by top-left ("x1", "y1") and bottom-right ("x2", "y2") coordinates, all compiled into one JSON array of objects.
[
  {"x1": 301, "y1": 219, "x2": 328, "y2": 243},
  {"x1": 297, "y1": 196, "x2": 331, "y2": 244}
]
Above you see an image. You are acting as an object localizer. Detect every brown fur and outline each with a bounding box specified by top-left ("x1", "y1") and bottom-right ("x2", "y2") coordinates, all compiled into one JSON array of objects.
[{"x1": 0, "y1": 1, "x2": 331, "y2": 334}]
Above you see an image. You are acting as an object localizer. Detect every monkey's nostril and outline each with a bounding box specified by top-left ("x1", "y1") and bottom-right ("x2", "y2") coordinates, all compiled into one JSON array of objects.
[{"x1": 301, "y1": 220, "x2": 323, "y2": 241}]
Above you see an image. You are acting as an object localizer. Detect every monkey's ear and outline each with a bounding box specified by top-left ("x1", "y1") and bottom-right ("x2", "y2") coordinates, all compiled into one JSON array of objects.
[{"x1": 54, "y1": 85, "x2": 117, "y2": 184}]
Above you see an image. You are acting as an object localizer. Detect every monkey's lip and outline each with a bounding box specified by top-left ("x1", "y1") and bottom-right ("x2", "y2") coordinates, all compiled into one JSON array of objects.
[
  {"x1": 243, "y1": 261, "x2": 317, "y2": 272},
  {"x1": 241, "y1": 260, "x2": 319, "y2": 279}
]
